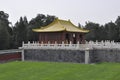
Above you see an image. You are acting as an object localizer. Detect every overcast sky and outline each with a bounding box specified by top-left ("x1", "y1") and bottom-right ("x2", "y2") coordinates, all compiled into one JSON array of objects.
[{"x1": 0, "y1": 0, "x2": 120, "y2": 25}]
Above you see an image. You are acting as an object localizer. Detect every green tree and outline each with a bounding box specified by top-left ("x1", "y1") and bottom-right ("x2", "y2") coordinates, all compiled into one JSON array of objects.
[
  {"x1": 27, "y1": 14, "x2": 45, "y2": 41},
  {"x1": 27, "y1": 14, "x2": 55, "y2": 41},
  {"x1": 78, "y1": 23, "x2": 82, "y2": 28},
  {"x1": 13, "y1": 16, "x2": 28, "y2": 48},
  {"x1": 85, "y1": 22, "x2": 101, "y2": 41},
  {"x1": 0, "y1": 11, "x2": 10, "y2": 50},
  {"x1": 115, "y1": 16, "x2": 120, "y2": 41},
  {"x1": 104, "y1": 22, "x2": 118, "y2": 41}
]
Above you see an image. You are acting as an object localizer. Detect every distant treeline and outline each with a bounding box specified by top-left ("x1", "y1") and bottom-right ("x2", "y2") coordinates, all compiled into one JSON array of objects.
[{"x1": 0, "y1": 11, "x2": 120, "y2": 50}]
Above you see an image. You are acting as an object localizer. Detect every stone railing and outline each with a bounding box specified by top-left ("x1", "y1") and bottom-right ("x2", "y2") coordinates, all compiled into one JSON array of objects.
[
  {"x1": 20, "y1": 41, "x2": 88, "y2": 50},
  {"x1": 0, "y1": 49, "x2": 22, "y2": 54},
  {"x1": 86, "y1": 40, "x2": 120, "y2": 49},
  {"x1": 20, "y1": 40, "x2": 120, "y2": 50}
]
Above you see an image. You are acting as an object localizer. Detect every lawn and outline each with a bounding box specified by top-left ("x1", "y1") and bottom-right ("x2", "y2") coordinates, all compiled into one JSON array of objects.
[{"x1": 0, "y1": 61, "x2": 120, "y2": 80}]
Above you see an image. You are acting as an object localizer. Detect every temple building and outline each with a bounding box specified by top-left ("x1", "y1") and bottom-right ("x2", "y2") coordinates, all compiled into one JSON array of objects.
[{"x1": 33, "y1": 18, "x2": 89, "y2": 44}]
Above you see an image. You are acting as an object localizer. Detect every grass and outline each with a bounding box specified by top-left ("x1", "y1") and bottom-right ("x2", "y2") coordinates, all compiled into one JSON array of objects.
[{"x1": 0, "y1": 61, "x2": 120, "y2": 80}]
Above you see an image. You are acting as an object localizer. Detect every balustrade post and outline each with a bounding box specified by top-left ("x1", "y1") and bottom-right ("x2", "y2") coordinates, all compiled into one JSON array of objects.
[
  {"x1": 54, "y1": 41, "x2": 57, "y2": 49},
  {"x1": 55, "y1": 41, "x2": 57, "y2": 44},
  {"x1": 21, "y1": 48, "x2": 24, "y2": 61},
  {"x1": 41, "y1": 41, "x2": 43, "y2": 49},
  {"x1": 67, "y1": 41, "x2": 72, "y2": 49},
  {"x1": 22, "y1": 41, "x2": 24, "y2": 47},
  {"x1": 76, "y1": 41, "x2": 79, "y2": 49},
  {"x1": 47, "y1": 41, "x2": 50, "y2": 48},
  {"x1": 69, "y1": 41, "x2": 72, "y2": 45},
  {"x1": 48, "y1": 41, "x2": 50, "y2": 44},
  {"x1": 62, "y1": 41, "x2": 65, "y2": 49},
  {"x1": 85, "y1": 48, "x2": 90, "y2": 64}
]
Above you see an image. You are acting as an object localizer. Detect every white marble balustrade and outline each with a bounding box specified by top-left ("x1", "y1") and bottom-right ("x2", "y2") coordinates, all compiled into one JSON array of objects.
[{"x1": 20, "y1": 40, "x2": 120, "y2": 50}]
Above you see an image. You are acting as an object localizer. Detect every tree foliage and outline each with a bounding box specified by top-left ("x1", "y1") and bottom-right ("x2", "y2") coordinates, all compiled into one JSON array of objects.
[
  {"x1": 0, "y1": 11, "x2": 11, "y2": 50},
  {"x1": 84, "y1": 17, "x2": 120, "y2": 42},
  {"x1": 13, "y1": 17, "x2": 28, "y2": 48},
  {"x1": 27, "y1": 14, "x2": 55, "y2": 41},
  {"x1": 12, "y1": 14, "x2": 55, "y2": 48}
]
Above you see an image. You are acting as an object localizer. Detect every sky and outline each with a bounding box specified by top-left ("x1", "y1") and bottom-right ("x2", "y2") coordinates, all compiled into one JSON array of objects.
[{"x1": 0, "y1": 0, "x2": 120, "y2": 26}]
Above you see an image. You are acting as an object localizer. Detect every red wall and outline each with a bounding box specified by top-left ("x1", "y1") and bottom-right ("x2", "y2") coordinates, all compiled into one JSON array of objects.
[
  {"x1": 0, "y1": 52, "x2": 21, "y2": 62},
  {"x1": 39, "y1": 32, "x2": 84, "y2": 44}
]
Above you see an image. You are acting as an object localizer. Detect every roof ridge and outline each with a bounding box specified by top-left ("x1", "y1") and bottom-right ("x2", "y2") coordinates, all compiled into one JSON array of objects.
[
  {"x1": 33, "y1": 18, "x2": 89, "y2": 33},
  {"x1": 57, "y1": 18, "x2": 66, "y2": 30}
]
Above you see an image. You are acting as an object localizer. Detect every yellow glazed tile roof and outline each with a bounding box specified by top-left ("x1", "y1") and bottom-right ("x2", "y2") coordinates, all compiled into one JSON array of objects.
[{"x1": 32, "y1": 18, "x2": 89, "y2": 33}]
